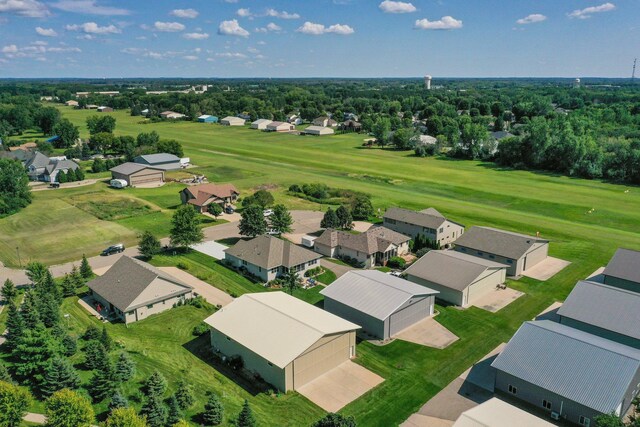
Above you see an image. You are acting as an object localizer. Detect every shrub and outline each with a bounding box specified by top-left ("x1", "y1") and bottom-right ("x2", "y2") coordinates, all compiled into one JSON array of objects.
[
  {"x1": 288, "y1": 184, "x2": 302, "y2": 193},
  {"x1": 176, "y1": 262, "x2": 189, "y2": 270},
  {"x1": 192, "y1": 323, "x2": 209, "y2": 337},
  {"x1": 415, "y1": 248, "x2": 430, "y2": 258},
  {"x1": 387, "y1": 256, "x2": 406, "y2": 269}
]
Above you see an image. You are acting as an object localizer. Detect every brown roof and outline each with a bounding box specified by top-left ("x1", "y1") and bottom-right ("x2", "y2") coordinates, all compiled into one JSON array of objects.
[
  {"x1": 315, "y1": 226, "x2": 410, "y2": 255},
  {"x1": 224, "y1": 235, "x2": 322, "y2": 269},
  {"x1": 182, "y1": 183, "x2": 239, "y2": 207}
]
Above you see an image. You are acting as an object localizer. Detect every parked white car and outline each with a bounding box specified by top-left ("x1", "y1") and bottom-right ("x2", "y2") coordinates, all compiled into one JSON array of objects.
[{"x1": 263, "y1": 209, "x2": 274, "y2": 217}]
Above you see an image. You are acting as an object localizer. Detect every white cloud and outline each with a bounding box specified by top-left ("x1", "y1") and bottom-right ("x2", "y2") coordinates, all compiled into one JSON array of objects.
[
  {"x1": 170, "y1": 8, "x2": 198, "y2": 19},
  {"x1": 2, "y1": 44, "x2": 18, "y2": 53},
  {"x1": 378, "y1": 1, "x2": 416, "y2": 14},
  {"x1": 236, "y1": 8, "x2": 251, "y2": 17},
  {"x1": 183, "y1": 32, "x2": 209, "y2": 40},
  {"x1": 32, "y1": 40, "x2": 48, "y2": 45},
  {"x1": 296, "y1": 21, "x2": 354, "y2": 35},
  {"x1": 154, "y1": 21, "x2": 185, "y2": 32},
  {"x1": 218, "y1": 19, "x2": 250, "y2": 37},
  {"x1": 414, "y1": 16, "x2": 462, "y2": 30},
  {"x1": 183, "y1": 55, "x2": 198, "y2": 60},
  {"x1": 0, "y1": 0, "x2": 49, "y2": 18},
  {"x1": 47, "y1": 46, "x2": 81, "y2": 52},
  {"x1": 36, "y1": 27, "x2": 58, "y2": 37},
  {"x1": 255, "y1": 22, "x2": 281, "y2": 33},
  {"x1": 50, "y1": 0, "x2": 129, "y2": 15},
  {"x1": 568, "y1": 2, "x2": 615, "y2": 19},
  {"x1": 65, "y1": 22, "x2": 121, "y2": 34},
  {"x1": 265, "y1": 8, "x2": 300, "y2": 19},
  {"x1": 516, "y1": 14, "x2": 547, "y2": 25},
  {"x1": 216, "y1": 52, "x2": 247, "y2": 58}
]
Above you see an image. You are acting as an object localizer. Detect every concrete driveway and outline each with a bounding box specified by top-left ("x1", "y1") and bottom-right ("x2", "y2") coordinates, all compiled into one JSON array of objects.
[
  {"x1": 471, "y1": 288, "x2": 524, "y2": 313},
  {"x1": 320, "y1": 259, "x2": 355, "y2": 278},
  {"x1": 191, "y1": 241, "x2": 229, "y2": 259},
  {"x1": 297, "y1": 361, "x2": 384, "y2": 412},
  {"x1": 522, "y1": 257, "x2": 571, "y2": 281},
  {"x1": 158, "y1": 267, "x2": 233, "y2": 307},
  {"x1": 395, "y1": 317, "x2": 459, "y2": 349}
]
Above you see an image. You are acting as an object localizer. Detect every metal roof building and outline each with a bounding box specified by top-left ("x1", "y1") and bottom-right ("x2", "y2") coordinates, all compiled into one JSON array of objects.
[
  {"x1": 204, "y1": 292, "x2": 360, "y2": 391},
  {"x1": 491, "y1": 320, "x2": 640, "y2": 424},
  {"x1": 405, "y1": 250, "x2": 507, "y2": 307},
  {"x1": 558, "y1": 280, "x2": 640, "y2": 348},
  {"x1": 453, "y1": 398, "x2": 554, "y2": 427},
  {"x1": 321, "y1": 270, "x2": 438, "y2": 340},
  {"x1": 603, "y1": 248, "x2": 640, "y2": 292},
  {"x1": 133, "y1": 153, "x2": 182, "y2": 171}
]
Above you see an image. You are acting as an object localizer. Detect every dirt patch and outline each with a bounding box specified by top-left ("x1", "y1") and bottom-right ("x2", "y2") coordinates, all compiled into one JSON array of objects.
[
  {"x1": 254, "y1": 183, "x2": 279, "y2": 191},
  {"x1": 69, "y1": 194, "x2": 158, "y2": 221}
]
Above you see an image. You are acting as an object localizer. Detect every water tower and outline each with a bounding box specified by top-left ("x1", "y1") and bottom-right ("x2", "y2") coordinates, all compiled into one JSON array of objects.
[
  {"x1": 573, "y1": 78, "x2": 581, "y2": 89},
  {"x1": 424, "y1": 75, "x2": 432, "y2": 90}
]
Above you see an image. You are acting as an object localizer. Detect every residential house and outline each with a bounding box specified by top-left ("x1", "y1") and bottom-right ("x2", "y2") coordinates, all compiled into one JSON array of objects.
[
  {"x1": 133, "y1": 153, "x2": 182, "y2": 171},
  {"x1": 24, "y1": 151, "x2": 79, "y2": 182},
  {"x1": 65, "y1": 100, "x2": 79, "y2": 107},
  {"x1": 339, "y1": 120, "x2": 362, "y2": 132},
  {"x1": 250, "y1": 119, "x2": 273, "y2": 130},
  {"x1": 97, "y1": 106, "x2": 113, "y2": 112},
  {"x1": 343, "y1": 112, "x2": 359, "y2": 121},
  {"x1": 110, "y1": 162, "x2": 164, "y2": 186},
  {"x1": 321, "y1": 270, "x2": 438, "y2": 340},
  {"x1": 602, "y1": 248, "x2": 640, "y2": 292},
  {"x1": 220, "y1": 116, "x2": 245, "y2": 126},
  {"x1": 304, "y1": 126, "x2": 335, "y2": 136},
  {"x1": 204, "y1": 292, "x2": 360, "y2": 392},
  {"x1": 453, "y1": 226, "x2": 549, "y2": 276},
  {"x1": 558, "y1": 280, "x2": 640, "y2": 349},
  {"x1": 179, "y1": 183, "x2": 239, "y2": 213},
  {"x1": 417, "y1": 135, "x2": 438, "y2": 146},
  {"x1": 265, "y1": 121, "x2": 294, "y2": 132},
  {"x1": 87, "y1": 256, "x2": 193, "y2": 324},
  {"x1": 312, "y1": 116, "x2": 338, "y2": 127},
  {"x1": 383, "y1": 207, "x2": 464, "y2": 247},
  {"x1": 160, "y1": 111, "x2": 186, "y2": 120},
  {"x1": 224, "y1": 235, "x2": 322, "y2": 282},
  {"x1": 453, "y1": 398, "x2": 554, "y2": 427},
  {"x1": 404, "y1": 250, "x2": 507, "y2": 307},
  {"x1": 198, "y1": 115, "x2": 218, "y2": 123},
  {"x1": 313, "y1": 227, "x2": 410, "y2": 268},
  {"x1": 491, "y1": 320, "x2": 640, "y2": 425},
  {"x1": 44, "y1": 159, "x2": 80, "y2": 183}
]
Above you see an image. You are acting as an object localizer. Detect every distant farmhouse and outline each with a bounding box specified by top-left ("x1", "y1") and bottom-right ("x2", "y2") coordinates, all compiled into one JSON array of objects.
[
  {"x1": 454, "y1": 226, "x2": 549, "y2": 276},
  {"x1": 314, "y1": 227, "x2": 410, "y2": 268},
  {"x1": 383, "y1": 207, "x2": 464, "y2": 247},
  {"x1": 179, "y1": 183, "x2": 239, "y2": 213},
  {"x1": 224, "y1": 235, "x2": 322, "y2": 282},
  {"x1": 321, "y1": 270, "x2": 438, "y2": 340},
  {"x1": 204, "y1": 292, "x2": 360, "y2": 391},
  {"x1": 87, "y1": 256, "x2": 193, "y2": 324},
  {"x1": 405, "y1": 250, "x2": 507, "y2": 307}
]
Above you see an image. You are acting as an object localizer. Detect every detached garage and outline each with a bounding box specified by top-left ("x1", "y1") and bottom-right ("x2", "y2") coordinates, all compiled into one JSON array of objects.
[
  {"x1": 321, "y1": 270, "x2": 438, "y2": 340},
  {"x1": 405, "y1": 250, "x2": 507, "y2": 307},
  {"x1": 110, "y1": 162, "x2": 164, "y2": 187},
  {"x1": 204, "y1": 292, "x2": 360, "y2": 392}
]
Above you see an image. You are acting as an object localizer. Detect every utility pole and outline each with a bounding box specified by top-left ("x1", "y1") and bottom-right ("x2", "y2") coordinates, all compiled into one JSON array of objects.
[{"x1": 633, "y1": 58, "x2": 637, "y2": 83}]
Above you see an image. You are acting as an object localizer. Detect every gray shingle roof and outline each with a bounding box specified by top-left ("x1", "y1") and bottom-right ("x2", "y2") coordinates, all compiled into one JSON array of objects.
[
  {"x1": 45, "y1": 159, "x2": 79, "y2": 174},
  {"x1": 134, "y1": 153, "x2": 180, "y2": 164},
  {"x1": 405, "y1": 250, "x2": 506, "y2": 291},
  {"x1": 454, "y1": 226, "x2": 548, "y2": 260},
  {"x1": 384, "y1": 207, "x2": 448, "y2": 230},
  {"x1": 224, "y1": 235, "x2": 322, "y2": 270},
  {"x1": 314, "y1": 226, "x2": 410, "y2": 255},
  {"x1": 491, "y1": 320, "x2": 640, "y2": 414},
  {"x1": 110, "y1": 162, "x2": 161, "y2": 175},
  {"x1": 25, "y1": 152, "x2": 51, "y2": 169},
  {"x1": 558, "y1": 280, "x2": 640, "y2": 340},
  {"x1": 87, "y1": 256, "x2": 192, "y2": 311},
  {"x1": 320, "y1": 270, "x2": 438, "y2": 321},
  {"x1": 603, "y1": 248, "x2": 640, "y2": 286}
]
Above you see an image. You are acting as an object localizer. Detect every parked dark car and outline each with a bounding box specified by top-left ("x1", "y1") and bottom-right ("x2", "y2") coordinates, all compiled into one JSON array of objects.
[
  {"x1": 101, "y1": 243, "x2": 125, "y2": 256},
  {"x1": 50, "y1": 182, "x2": 60, "y2": 189},
  {"x1": 225, "y1": 206, "x2": 235, "y2": 214}
]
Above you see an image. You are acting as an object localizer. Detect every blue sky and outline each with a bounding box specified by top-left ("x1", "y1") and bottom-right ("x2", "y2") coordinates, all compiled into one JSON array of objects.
[{"x1": 0, "y1": 0, "x2": 638, "y2": 78}]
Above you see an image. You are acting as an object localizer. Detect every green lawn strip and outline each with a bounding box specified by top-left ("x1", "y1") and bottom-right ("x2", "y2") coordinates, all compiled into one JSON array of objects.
[{"x1": 314, "y1": 269, "x2": 337, "y2": 285}]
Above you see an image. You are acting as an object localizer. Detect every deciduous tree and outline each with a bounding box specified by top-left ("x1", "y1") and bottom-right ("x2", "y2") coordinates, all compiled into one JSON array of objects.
[
  {"x1": 170, "y1": 205, "x2": 204, "y2": 249},
  {"x1": 45, "y1": 389, "x2": 94, "y2": 427},
  {"x1": 0, "y1": 380, "x2": 32, "y2": 427},
  {"x1": 138, "y1": 231, "x2": 161, "y2": 259},
  {"x1": 238, "y1": 205, "x2": 268, "y2": 238},
  {"x1": 270, "y1": 204, "x2": 293, "y2": 234},
  {"x1": 105, "y1": 407, "x2": 148, "y2": 427},
  {"x1": 320, "y1": 208, "x2": 338, "y2": 229}
]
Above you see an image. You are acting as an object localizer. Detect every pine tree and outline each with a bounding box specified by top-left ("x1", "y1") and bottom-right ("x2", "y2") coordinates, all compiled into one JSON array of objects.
[
  {"x1": 83, "y1": 324, "x2": 100, "y2": 341},
  {"x1": 83, "y1": 340, "x2": 107, "y2": 370},
  {"x1": 90, "y1": 360, "x2": 116, "y2": 402},
  {"x1": 174, "y1": 380, "x2": 194, "y2": 411},
  {"x1": 13, "y1": 325, "x2": 60, "y2": 386},
  {"x1": 115, "y1": 352, "x2": 135, "y2": 382},
  {"x1": 80, "y1": 254, "x2": 93, "y2": 279},
  {"x1": 0, "y1": 360, "x2": 12, "y2": 382},
  {"x1": 57, "y1": 169, "x2": 68, "y2": 183},
  {"x1": 61, "y1": 274, "x2": 76, "y2": 297},
  {"x1": 202, "y1": 393, "x2": 224, "y2": 426},
  {"x1": 142, "y1": 371, "x2": 167, "y2": 398},
  {"x1": 138, "y1": 231, "x2": 161, "y2": 259},
  {"x1": 41, "y1": 357, "x2": 81, "y2": 397},
  {"x1": 20, "y1": 291, "x2": 41, "y2": 329},
  {"x1": 70, "y1": 265, "x2": 84, "y2": 289},
  {"x1": 75, "y1": 167, "x2": 85, "y2": 181},
  {"x1": 166, "y1": 395, "x2": 182, "y2": 426},
  {"x1": 140, "y1": 394, "x2": 166, "y2": 427},
  {"x1": 101, "y1": 325, "x2": 113, "y2": 352},
  {"x1": 236, "y1": 399, "x2": 256, "y2": 427},
  {"x1": 66, "y1": 168, "x2": 77, "y2": 182},
  {"x1": 5, "y1": 302, "x2": 25, "y2": 350},
  {"x1": 61, "y1": 334, "x2": 77, "y2": 357},
  {"x1": 1, "y1": 278, "x2": 18, "y2": 303},
  {"x1": 109, "y1": 390, "x2": 128, "y2": 412}
]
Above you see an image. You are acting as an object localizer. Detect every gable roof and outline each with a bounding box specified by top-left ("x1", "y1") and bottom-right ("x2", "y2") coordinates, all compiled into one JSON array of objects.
[
  {"x1": 558, "y1": 280, "x2": 640, "y2": 340},
  {"x1": 603, "y1": 248, "x2": 640, "y2": 285},
  {"x1": 405, "y1": 250, "x2": 506, "y2": 291},
  {"x1": 221, "y1": 116, "x2": 244, "y2": 122},
  {"x1": 314, "y1": 227, "x2": 410, "y2": 255},
  {"x1": 45, "y1": 159, "x2": 79, "y2": 174},
  {"x1": 384, "y1": 207, "x2": 457, "y2": 230},
  {"x1": 490, "y1": 131, "x2": 515, "y2": 140},
  {"x1": 491, "y1": 320, "x2": 640, "y2": 414},
  {"x1": 110, "y1": 162, "x2": 163, "y2": 175},
  {"x1": 454, "y1": 398, "x2": 554, "y2": 427},
  {"x1": 266, "y1": 121, "x2": 289, "y2": 129},
  {"x1": 182, "y1": 183, "x2": 239, "y2": 206},
  {"x1": 454, "y1": 226, "x2": 548, "y2": 260},
  {"x1": 25, "y1": 152, "x2": 51, "y2": 169},
  {"x1": 204, "y1": 292, "x2": 360, "y2": 368},
  {"x1": 251, "y1": 118, "x2": 272, "y2": 125},
  {"x1": 87, "y1": 256, "x2": 192, "y2": 312},
  {"x1": 224, "y1": 235, "x2": 322, "y2": 269},
  {"x1": 320, "y1": 270, "x2": 438, "y2": 321},
  {"x1": 135, "y1": 153, "x2": 180, "y2": 164}
]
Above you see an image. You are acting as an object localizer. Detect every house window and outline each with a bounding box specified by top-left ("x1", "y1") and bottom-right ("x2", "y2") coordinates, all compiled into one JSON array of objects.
[
  {"x1": 489, "y1": 255, "x2": 495, "y2": 259},
  {"x1": 267, "y1": 362, "x2": 273, "y2": 367},
  {"x1": 579, "y1": 416, "x2": 590, "y2": 426},
  {"x1": 226, "y1": 336, "x2": 231, "y2": 341},
  {"x1": 477, "y1": 251, "x2": 483, "y2": 256},
  {"x1": 242, "y1": 260, "x2": 247, "y2": 266},
  {"x1": 127, "y1": 311, "x2": 134, "y2": 315},
  {"x1": 439, "y1": 227, "x2": 444, "y2": 233},
  {"x1": 508, "y1": 385, "x2": 517, "y2": 395},
  {"x1": 147, "y1": 304, "x2": 153, "y2": 309},
  {"x1": 542, "y1": 400, "x2": 552, "y2": 410},
  {"x1": 507, "y1": 259, "x2": 513, "y2": 264},
  {"x1": 258, "y1": 267, "x2": 262, "y2": 272}
]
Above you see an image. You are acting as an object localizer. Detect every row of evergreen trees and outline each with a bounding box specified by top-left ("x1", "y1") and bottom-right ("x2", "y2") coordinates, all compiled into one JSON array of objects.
[{"x1": 56, "y1": 166, "x2": 85, "y2": 183}]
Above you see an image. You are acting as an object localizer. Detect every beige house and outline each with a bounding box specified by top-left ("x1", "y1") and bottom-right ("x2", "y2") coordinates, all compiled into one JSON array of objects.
[
  {"x1": 204, "y1": 292, "x2": 360, "y2": 392},
  {"x1": 179, "y1": 183, "x2": 239, "y2": 213},
  {"x1": 383, "y1": 207, "x2": 464, "y2": 247},
  {"x1": 454, "y1": 226, "x2": 549, "y2": 277},
  {"x1": 87, "y1": 256, "x2": 193, "y2": 324},
  {"x1": 65, "y1": 100, "x2": 79, "y2": 107},
  {"x1": 312, "y1": 116, "x2": 338, "y2": 127},
  {"x1": 224, "y1": 235, "x2": 322, "y2": 282},
  {"x1": 405, "y1": 250, "x2": 507, "y2": 307},
  {"x1": 314, "y1": 227, "x2": 411, "y2": 268},
  {"x1": 220, "y1": 116, "x2": 245, "y2": 126},
  {"x1": 110, "y1": 162, "x2": 164, "y2": 186}
]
